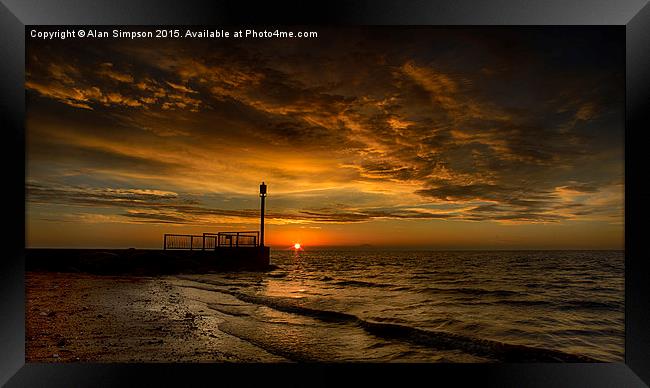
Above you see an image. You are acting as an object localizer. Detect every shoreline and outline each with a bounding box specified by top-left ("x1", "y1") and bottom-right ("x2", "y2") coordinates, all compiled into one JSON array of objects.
[{"x1": 26, "y1": 271, "x2": 286, "y2": 362}]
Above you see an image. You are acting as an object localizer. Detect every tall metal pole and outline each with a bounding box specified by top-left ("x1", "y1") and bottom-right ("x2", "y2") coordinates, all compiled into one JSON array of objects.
[{"x1": 260, "y1": 182, "x2": 267, "y2": 247}]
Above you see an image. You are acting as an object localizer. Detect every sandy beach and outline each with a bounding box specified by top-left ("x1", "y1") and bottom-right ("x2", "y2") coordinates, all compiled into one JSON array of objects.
[{"x1": 26, "y1": 272, "x2": 286, "y2": 362}]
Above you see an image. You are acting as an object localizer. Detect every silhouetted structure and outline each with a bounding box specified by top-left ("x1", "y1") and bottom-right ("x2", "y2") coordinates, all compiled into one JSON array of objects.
[
  {"x1": 157, "y1": 183, "x2": 271, "y2": 270},
  {"x1": 260, "y1": 181, "x2": 267, "y2": 246},
  {"x1": 26, "y1": 184, "x2": 272, "y2": 274},
  {"x1": 163, "y1": 231, "x2": 259, "y2": 250}
]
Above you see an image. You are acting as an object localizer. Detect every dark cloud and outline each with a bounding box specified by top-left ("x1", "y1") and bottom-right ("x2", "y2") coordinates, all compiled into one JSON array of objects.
[
  {"x1": 27, "y1": 183, "x2": 183, "y2": 206},
  {"x1": 26, "y1": 27, "x2": 624, "y2": 227},
  {"x1": 28, "y1": 140, "x2": 182, "y2": 176},
  {"x1": 27, "y1": 183, "x2": 456, "y2": 225}
]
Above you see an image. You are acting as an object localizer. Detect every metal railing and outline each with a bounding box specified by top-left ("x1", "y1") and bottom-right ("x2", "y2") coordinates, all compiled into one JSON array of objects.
[
  {"x1": 204, "y1": 231, "x2": 259, "y2": 248},
  {"x1": 163, "y1": 231, "x2": 259, "y2": 250}
]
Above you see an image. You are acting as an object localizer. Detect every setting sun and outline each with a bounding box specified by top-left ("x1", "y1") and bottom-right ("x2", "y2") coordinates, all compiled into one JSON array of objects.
[{"x1": 293, "y1": 243, "x2": 302, "y2": 250}]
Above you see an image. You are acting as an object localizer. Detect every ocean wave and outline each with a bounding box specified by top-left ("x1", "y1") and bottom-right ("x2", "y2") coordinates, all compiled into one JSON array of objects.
[
  {"x1": 323, "y1": 277, "x2": 413, "y2": 291},
  {"x1": 500, "y1": 299, "x2": 551, "y2": 307},
  {"x1": 427, "y1": 299, "x2": 550, "y2": 308},
  {"x1": 207, "y1": 303, "x2": 251, "y2": 317},
  {"x1": 359, "y1": 320, "x2": 598, "y2": 362},
  {"x1": 332, "y1": 279, "x2": 397, "y2": 289},
  {"x1": 390, "y1": 286, "x2": 412, "y2": 291},
  {"x1": 193, "y1": 284, "x2": 599, "y2": 362},
  {"x1": 421, "y1": 286, "x2": 520, "y2": 297},
  {"x1": 549, "y1": 328, "x2": 624, "y2": 337},
  {"x1": 557, "y1": 300, "x2": 622, "y2": 311}
]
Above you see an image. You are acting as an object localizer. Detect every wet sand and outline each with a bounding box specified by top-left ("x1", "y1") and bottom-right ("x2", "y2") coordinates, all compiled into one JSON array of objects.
[{"x1": 26, "y1": 272, "x2": 286, "y2": 362}]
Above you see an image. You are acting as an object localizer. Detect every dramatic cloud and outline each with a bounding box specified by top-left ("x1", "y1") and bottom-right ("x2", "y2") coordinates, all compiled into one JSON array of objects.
[
  {"x1": 25, "y1": 27, "x2": 624, "y2": 247},
  {"x1": 27, "y1": 182, "x2": 458, "y2": 225}
]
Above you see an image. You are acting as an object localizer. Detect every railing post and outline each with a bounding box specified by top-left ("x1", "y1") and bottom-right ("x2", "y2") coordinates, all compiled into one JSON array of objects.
[{"x1": 162, "y1": 232, "x2": 264, "y2": 250}]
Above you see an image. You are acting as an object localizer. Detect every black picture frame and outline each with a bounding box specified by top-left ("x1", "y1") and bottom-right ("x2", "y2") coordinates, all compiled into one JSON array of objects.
[{"x1": 1, "y1": 1, "x2": 649, "y2": 386}]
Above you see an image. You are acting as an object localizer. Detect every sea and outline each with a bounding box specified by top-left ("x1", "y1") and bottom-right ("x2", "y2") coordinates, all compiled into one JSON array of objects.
[{"x1": 176, "y1": 249, "x2": 624, "y2": 362}]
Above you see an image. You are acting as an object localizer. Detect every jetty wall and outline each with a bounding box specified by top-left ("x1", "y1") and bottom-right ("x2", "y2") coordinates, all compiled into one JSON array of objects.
[{"x1": 25, "y1": 247, "x2": 272, "y2": 275}]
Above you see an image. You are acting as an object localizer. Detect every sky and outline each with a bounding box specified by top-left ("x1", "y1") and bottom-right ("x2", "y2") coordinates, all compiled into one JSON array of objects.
[{"x1": 26, "y1": 27, "x2": 624, "y2": 249}]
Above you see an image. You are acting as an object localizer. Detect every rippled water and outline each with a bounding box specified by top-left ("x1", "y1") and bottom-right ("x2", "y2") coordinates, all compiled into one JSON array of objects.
[{"x1": 176, "y1": 250, "x2": 624, "y2": 362}]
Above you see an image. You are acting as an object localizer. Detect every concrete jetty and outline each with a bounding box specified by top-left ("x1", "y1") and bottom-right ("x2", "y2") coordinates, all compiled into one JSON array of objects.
[{"x1": 26, "y1": 182, "x2": 273, "y2": 275}]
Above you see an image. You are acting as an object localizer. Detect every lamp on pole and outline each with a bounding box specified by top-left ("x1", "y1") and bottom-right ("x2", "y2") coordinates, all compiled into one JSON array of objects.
[{"x1": 259, "y1": 182, "x2": 267, "y2": 247}]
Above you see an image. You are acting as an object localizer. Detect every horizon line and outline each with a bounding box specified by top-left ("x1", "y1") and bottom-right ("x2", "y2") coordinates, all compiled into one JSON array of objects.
[{"x1": 24, "y1": 246, "x2": 625, "y2": 251}]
